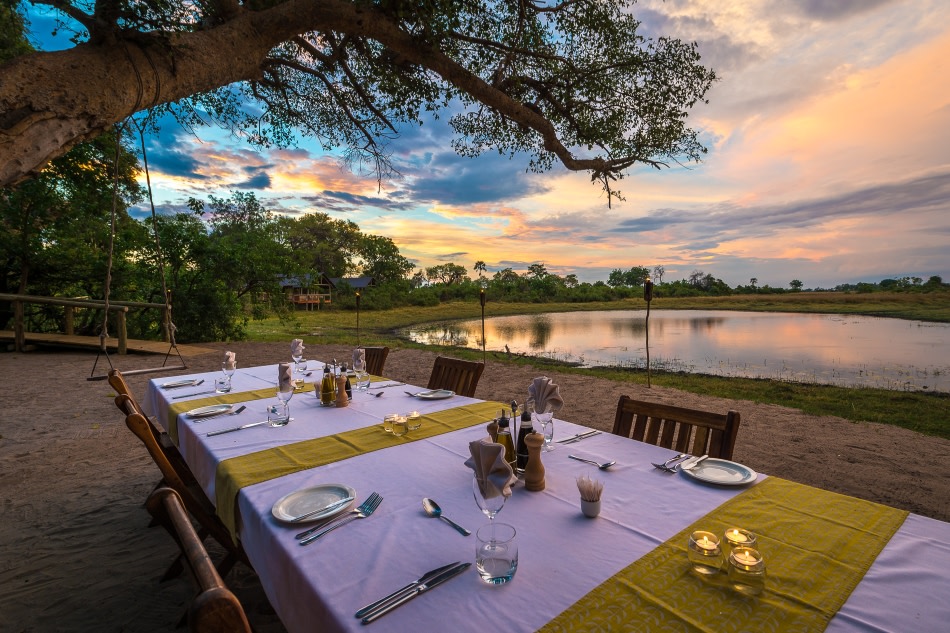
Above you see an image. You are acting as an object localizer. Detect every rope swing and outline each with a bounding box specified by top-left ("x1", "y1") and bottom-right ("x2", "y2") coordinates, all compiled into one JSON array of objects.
[{"x1": 88, "y1": 119, "x2": 187, "y2": 380}]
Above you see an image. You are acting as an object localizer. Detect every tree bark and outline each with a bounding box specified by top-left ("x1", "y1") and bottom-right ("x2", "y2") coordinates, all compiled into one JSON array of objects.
[{"x1": 1, "y1": 0, "x2": 624, "y2": 187}]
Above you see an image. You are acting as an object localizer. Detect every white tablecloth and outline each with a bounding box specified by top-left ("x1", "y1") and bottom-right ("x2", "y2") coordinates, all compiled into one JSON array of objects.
[{"x1": 146, "y1": 364, "x2": 950, "y2": 633}]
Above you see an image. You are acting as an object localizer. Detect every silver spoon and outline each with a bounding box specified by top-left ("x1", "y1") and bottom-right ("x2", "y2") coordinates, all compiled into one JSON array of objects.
[
  {"x1": 422, "y1": 498, "x2": 470, "y2": 536},
  {"x1": 568, "y1": 454, "x2": 616, "y2": 470}
]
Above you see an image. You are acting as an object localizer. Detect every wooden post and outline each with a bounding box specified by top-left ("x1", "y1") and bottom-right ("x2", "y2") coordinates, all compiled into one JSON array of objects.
[
  {"x1": 117, "y1": 308, "x2": 128, "y2": 354},
  {"x1": 64, "y1": 305, "x2": 74, "y2": 335},
  {"x1": 644, "y1": 277, "x2": 654, "y2": 388},
  {"x1": 13, "y1": 298, "x2": 24, "y2": 352}
]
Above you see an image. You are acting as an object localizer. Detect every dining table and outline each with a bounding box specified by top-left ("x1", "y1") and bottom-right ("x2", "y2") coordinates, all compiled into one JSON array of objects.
[{"x1": 144, "y1": 361, "x2": 950, "y2": 632}]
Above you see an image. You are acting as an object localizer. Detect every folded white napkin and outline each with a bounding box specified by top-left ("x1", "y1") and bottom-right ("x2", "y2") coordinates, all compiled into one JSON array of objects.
[
  {"x1": 278, "y1": 362, "x2": 293, "y2": 392},
  {"x1": 528, "y1": 376, "x2": 563, "y2": 414},
  {"x1": 465, "y1": 438, "x2": 517, "y2": 499},
  {"x1": 352, "y1": 348, "x2": 365, "y2": 368},
  {"x1": 290, "y1": 338, "x2": 305, "y2": 357},
  {"x1": 223, "y1": 350, "x2": 236, "y2": 370}
]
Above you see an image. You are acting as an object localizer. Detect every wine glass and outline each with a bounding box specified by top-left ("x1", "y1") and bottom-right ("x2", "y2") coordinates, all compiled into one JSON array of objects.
[
  {"x1": 269, "y1": 388, "x2": 294, "y2": 427},
  {"x1": 352, "y1": 357, "x2": 368, "y2": 392},
  {"x1": 473, "y1": 476, "x2": 507, "y2": 538},
  {"x1": 535, "y1": 411, "x2": 555, "y2": 451},
  {"x1": 292, "y1": 351, "x2": 305, "y2": 373}
]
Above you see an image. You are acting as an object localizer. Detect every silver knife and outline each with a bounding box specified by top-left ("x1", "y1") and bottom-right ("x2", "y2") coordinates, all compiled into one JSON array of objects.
[
  {"x1": 680, "y1": 455, "x2": 709, "y2": 470},
  {"x1": 172, "y1": 387, "x2": 215, "y2": 399},
  {"x1": 206, "y1": 421, "x2": 268, "y2": 436},
  {"x1": 556, "y1": 430, "x2": 601, "y2": 444},
  {"x1": 289, "y1": 496, "x2": 355, "y2": 523},
  {"x1": 361, "y1": 562, "x2": 471, "y2": 624},
  {"x1": 354, "y1": 562, "x2": 461, "y2": 619}
]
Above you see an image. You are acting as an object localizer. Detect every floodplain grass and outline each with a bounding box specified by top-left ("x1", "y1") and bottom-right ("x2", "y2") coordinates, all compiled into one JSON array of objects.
[{"x1": 245, "y1": 292, "x2": 950, "y2": 441}]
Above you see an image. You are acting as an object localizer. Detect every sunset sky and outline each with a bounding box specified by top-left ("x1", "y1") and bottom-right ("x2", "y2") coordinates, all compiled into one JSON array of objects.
[{"x1": 26, "y1": 0, "x2": 950, "y2": 288}]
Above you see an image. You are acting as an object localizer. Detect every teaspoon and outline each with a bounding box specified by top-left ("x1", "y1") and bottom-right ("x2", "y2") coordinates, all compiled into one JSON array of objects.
[
  {"x1": 421, "y1": 498, "x2": 471, "y2": 536},
  {"x1": 568, "y1": 454, "x2": 616, "y2": 470}
]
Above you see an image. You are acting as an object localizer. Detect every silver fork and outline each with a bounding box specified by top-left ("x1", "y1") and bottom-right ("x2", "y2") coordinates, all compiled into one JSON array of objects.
[
  {"x1": 651, "y1": 453, "x2": 689, "y2": 472},
  {"x1": 295, "y1": 493, "x2": 382, "y2": 543},
  {"x1": 299, "y1": 493, "x2": 383, "y2": 545}
]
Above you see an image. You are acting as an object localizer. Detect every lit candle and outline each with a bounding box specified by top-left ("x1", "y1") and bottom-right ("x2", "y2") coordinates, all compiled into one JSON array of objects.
[
  {"x1": 688, "y1": 530, "x2": 723, "y2": 576},
  {"x1": 724, "y1": 528, "x2": 756, "y2": 550},
  {"x1": 733, "y1": 549, "x2": 759, "y2": 566}
]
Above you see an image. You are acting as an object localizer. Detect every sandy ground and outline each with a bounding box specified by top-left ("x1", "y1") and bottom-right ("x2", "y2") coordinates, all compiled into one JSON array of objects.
[{"x1": 2, "y1": 342, "x2": 949, "y2": 632}]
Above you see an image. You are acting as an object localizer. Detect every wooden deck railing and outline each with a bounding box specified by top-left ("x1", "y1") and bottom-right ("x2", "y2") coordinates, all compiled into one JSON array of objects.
[{"x1": 0, "y1": 293, "x2": 171, "y2": 354}]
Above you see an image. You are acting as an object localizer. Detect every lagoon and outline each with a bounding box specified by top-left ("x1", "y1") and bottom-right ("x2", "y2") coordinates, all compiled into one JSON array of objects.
[{"x1": 402, "y1": 310, "x2": 950, "y2": 392}]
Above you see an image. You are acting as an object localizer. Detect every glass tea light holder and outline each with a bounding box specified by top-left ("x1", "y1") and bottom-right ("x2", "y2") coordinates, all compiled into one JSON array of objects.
[
  {"x1": 406, "y1": 411, "x2": 422, "y2": 431},
  {"x1": 723, "y1": 528, "x2": 757, "y2": 560},
  {"x1": 727, "y1": 546, "x2": 766, "y2": 596},
  {"x1": 687, "y1": 530, "x2": 723, "y2": 575}
]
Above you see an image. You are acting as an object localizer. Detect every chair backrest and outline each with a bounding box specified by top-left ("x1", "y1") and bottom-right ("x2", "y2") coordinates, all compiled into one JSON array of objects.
[
  {"x1": 611, "y1": 396, "x2": 741, "y2": 460},
  {"x1": 426, "y1": 356, "x2": 485, "y2": 398},
  {"x1": 109, "y1": 368, "x2": 145, "y2": 414},
  {"x1": 115, "y1": 394, "x2": 244, "y2": 567},
  {"x1": 146, "y1": 488, "x2": 252, "y2": 633},
  {"x1": 362, "y1": 346, "x2": 390, "y2": 377}
]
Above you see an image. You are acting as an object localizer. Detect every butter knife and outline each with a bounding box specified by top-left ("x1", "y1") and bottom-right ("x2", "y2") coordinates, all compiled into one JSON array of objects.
[
  {"x1": 172, "y1": 387, "x2": 215, "y2": 399},
  {"x1": 354, "y1": 562, "x2": 461, "y2": 619},
  {"x1": 556, "y1": 430, "x2": 601, "y2": 444},
  {"x1": 206, "y1": 421, "x2": 267, "y2": 436},
  {"x1": 361, "y1": 563, "x2": 470, "y2": 624},
  {"x1": 680, "y1": 455, "x2": 709, "y2": 471},
  {"x1": 289, "y1": 496, "x2": 355, "y2": 523}
]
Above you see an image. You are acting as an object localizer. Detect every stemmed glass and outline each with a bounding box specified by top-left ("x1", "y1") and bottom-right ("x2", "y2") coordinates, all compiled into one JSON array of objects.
[
  {"x1": 473, "y1": 476, "x2": 506, "y2": 538},
  {"x1": 218, "y1": 361, "x2": 236, "y2": 392},
  {"x1": 269, "y1": 387, "x2": 294, "y2": 427},
  {"x1": 292, "y1": 351, "x2": 305, "y2": 374},
  {"x1": 535, "y1": 410, "x2": 555, "y2": 451},
  {"x1": 352, "y1": 357, "x2": 368, "y2": 392}
]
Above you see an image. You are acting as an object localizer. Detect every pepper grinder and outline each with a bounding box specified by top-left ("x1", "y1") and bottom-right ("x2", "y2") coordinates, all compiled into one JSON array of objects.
[
  {"x1": 523, "y1": 432, "x2": 545, "y2": 491},
  {"x1": 335, "y1": 372, "x2": 349, "y2": 407}
]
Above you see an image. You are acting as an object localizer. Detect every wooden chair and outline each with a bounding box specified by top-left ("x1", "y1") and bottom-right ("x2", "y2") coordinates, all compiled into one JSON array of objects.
[
  {"x1": 611, "y1": 396, "x2": 741, "y2": 460},
  {"x1": 109, "y1": 369, "x2": 198, "y2": 495},
  {"x1": 116, "y1": 394, "x2": 250, "y2": 579},
  {"x1": 362, "y1": 346, "x2": 390, "y2": 377},
  {"x1": 146, "y1": 488, "x2": 252, "y2": 633},
  {"x1": 426, "y1": 356, "x2": 485, "y2": 398}
]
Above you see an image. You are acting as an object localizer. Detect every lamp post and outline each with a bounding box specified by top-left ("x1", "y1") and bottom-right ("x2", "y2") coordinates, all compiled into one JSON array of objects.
[
  {"x1": 643, "y1": 276, "x2": 654, "y2": 388},
  {"x1": 479, "y1": 288, "x2": 487, "y2": 364},
  {"x1": 355, "y1": 291, "x2": 361, "y2": 347}
]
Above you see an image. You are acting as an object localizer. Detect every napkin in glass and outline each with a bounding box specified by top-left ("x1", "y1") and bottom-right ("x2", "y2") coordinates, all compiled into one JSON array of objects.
[
  {"x1": 528, "y1": 376, "x2": 564, "y2": 414},
  {"x1": 277, "y1": 362, "x2": 293, "y2": 392},
  {"x1": 465, "y1": 438, "x2": 517, "y2": 499},
  {"x1": 290, "y1": 338, "x2": 305, "y2": 357},
  {"x1": 223, "y1": 350, "x2": 236, "y2": 370},
  {"x1": 352, "y1": 348, "x2": 365, "y2": 368}
]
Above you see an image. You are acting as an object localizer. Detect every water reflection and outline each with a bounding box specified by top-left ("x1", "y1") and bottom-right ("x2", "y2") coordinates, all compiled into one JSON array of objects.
[{"x1": 402, "y1": 310, "x2": 950, "y2": 392}]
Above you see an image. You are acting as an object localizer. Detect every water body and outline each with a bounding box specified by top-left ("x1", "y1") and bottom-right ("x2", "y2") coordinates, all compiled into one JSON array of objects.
[{"x1": 402, "y1": 310, "x2": 950, "y2": 392}]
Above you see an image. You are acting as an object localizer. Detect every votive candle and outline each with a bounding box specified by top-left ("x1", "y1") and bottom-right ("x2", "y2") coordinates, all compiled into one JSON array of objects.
[
  {"x1": 688, "y1": 530, "x2": 722, "y2": 575},
  {"x1": 727, "y1": 546, "x2": 766, "y2": 596}
]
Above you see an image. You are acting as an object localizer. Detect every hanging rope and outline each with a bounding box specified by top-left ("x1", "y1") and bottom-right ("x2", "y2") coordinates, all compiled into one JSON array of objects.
[
  {"x1": 131, "y1": 117, "x2": 178, "y2": 346},
  {"x1": 97, "y1": 123, "x2": 126, "y2": 356}
]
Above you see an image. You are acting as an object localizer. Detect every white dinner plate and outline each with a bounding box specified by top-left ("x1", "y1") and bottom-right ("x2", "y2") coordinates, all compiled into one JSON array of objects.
[
  {"x1": 186, "y1": 404, "x2": 233, "y2": 418},
  {"x1": 161, "y1": 379, "x2": 200, "y2": 389},
  {"x1": 271, "y1": 484, "x2": 356, "y2": 523},
  {"x1": 413, "y1": 389, "x2": 455, "y2": 400},
  {"x1": 681, "y1": 458, "x2": 757, "y2": 486}
]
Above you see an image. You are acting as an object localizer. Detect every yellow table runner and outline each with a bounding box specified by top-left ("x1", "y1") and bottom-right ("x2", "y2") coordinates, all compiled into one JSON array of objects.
[
  {"x1": 215, "y1": 400, "x2": 503, "y2": 538},
  {"x1": 163, "y1": 374, "x2": 388, "y2": 443},
  {"x1": 542, "y1": 477, "x2": 908, "y2": 633},
  {"x1": 164, "y1": 384, "x2": 315, "y2": 445}
]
